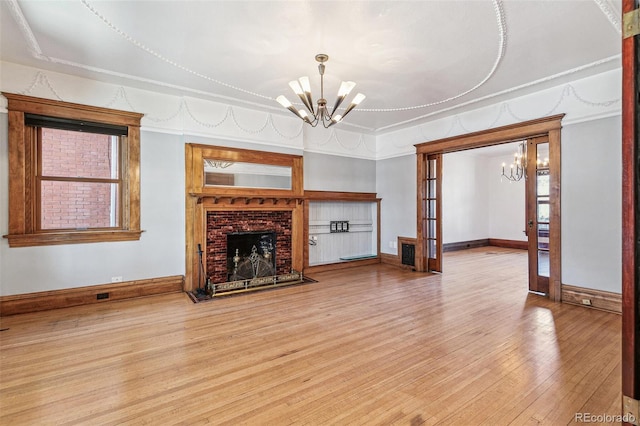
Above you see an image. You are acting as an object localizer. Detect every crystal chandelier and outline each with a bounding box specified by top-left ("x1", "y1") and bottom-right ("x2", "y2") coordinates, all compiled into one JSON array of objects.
[
  {"x1": 276, "y1": 54, "x2": 366, "y2": 128},
  {"x1": 501, "y1": 141, "x2": 526, "y2": 182}
]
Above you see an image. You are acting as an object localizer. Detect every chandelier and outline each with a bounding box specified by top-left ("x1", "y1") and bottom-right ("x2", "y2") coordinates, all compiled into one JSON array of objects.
[
  {"x1": 501, "y1": 141, "x2": 527, "y2": 182},
  {"x1": 276, "y1": 54, "x2": 366, "y2": 128}
]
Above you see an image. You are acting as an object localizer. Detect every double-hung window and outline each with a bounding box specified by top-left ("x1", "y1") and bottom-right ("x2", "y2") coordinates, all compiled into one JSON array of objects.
[{"x1": 3, "y1": 93, "x2": 144, "y2": 247}]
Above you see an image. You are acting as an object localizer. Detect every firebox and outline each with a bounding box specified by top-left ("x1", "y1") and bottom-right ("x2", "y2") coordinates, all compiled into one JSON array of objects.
[{"x1": 227, "y1": 231, "x2": 276, "y2": 281}]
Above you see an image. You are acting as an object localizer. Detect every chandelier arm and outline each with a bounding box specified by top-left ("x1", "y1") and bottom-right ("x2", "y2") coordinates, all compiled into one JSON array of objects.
[
  {"x1": 304, "y1": 92, "x2": 315, "y2": 116},
  {"x1": 340, "y1": 102, "x2": 359, "y2": 120},
  {"x1": 293, "y1": 92, "x2": 313, "y2": 114},
  {"x1": 283, "y1": 104, "x2": 303, "y2": 119},
  {"x1": 330, "y1": 95, "x2": 347, "y2": 117}
]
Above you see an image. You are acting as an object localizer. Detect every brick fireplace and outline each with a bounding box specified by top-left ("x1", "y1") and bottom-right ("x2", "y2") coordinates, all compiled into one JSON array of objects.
[{"x1": 206, "y1": 210, "x2": 293, "y2": 284}]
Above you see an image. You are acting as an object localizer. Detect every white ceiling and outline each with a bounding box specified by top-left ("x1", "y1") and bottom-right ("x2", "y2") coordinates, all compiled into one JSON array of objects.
[{"x1": 0, "y1": 0, "x2": 622, "y2": 134}]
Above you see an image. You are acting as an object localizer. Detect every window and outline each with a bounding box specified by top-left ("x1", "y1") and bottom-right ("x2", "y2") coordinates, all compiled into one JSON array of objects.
[{"x1": 3, "y1": 93, "x2": 144, "y2": 247}]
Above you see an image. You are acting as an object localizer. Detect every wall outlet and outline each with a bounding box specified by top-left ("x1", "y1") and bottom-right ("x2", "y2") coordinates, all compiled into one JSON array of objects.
[
  {"x1": 111, "y1": 276, "x2": 123, "y2": 283},
  {"x1": 581, "y1": 298, "x2": 592, "y2": 306}
]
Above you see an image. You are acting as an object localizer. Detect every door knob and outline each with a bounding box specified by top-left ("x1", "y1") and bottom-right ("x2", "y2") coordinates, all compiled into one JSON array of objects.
[{"x1": 528, "y1": 219, "x2": 534, "y2": 228}]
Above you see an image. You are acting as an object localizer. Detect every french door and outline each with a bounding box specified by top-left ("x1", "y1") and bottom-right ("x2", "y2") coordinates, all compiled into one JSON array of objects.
[
  {"x1": 423, "y1": 154, "x2": 442, "y2": 272},
  {"x1": 526, "y1": 136, "x2": 551, "y2": 294}
]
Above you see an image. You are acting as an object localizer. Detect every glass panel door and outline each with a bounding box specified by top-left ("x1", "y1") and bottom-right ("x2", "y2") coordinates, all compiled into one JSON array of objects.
[
  {"x1": 527, "y1": 138, "x2": 550, "y2": 294},
  {"x1": 425, "y1": 154, "x2": 442, "y2": 272}
]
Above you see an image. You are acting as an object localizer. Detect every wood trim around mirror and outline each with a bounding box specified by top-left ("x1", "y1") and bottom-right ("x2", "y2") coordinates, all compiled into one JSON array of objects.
[{"x1": 186, "y1": 144, "x2": 303, "y2": 198}]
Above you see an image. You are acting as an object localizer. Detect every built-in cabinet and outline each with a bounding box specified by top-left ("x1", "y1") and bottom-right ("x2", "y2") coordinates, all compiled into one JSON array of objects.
[
  {"x1": 303, "y1": 191, "x2": 381, "y2": 273},
  {"x1": 308, "y1": 201, "x2": 378, "y2": 265}
]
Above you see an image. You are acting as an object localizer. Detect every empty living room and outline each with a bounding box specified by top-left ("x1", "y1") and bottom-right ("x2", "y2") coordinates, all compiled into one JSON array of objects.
[{"x1": 1, "y1": 0, "x2": 638, "y2": 424}]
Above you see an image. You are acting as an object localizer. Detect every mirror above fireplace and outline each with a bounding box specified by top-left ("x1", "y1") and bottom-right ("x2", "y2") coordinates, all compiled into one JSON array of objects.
[
  {"x1": 204, "y1": 160, "x2": 292, "y2": 190},
  {"x1": 186, "y1": 143, "x2": 303, "y2": 199}
]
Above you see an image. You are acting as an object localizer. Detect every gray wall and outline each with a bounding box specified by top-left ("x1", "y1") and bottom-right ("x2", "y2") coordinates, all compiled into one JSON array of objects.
[
  {"x1": 376, "y1": 154, "x2": 416, "y2": 254},
  {"x1": 561, "y1": 116, "x2": 621, "y2": 293},
  {"x1": 304, "y1": 151, "x2": 376, "y2": 192},
  {"x1": 0, "y1": 125, "x2": 379, "y2": 296},
  {"x1": 0, "y1": 114, "x2": 623, "y2": 296},
  {"x1": 1, "y1": 127, "x2": 186, "y2": 296}
]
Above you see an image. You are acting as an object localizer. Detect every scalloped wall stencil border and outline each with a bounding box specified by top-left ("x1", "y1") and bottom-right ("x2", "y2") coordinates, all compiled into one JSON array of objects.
[
  {"x1": 0, "y1": 62, "x2": 621, "y2": 161},
  {"x1": 375, "y1": 68, "x2": 621, "y2": 160}
]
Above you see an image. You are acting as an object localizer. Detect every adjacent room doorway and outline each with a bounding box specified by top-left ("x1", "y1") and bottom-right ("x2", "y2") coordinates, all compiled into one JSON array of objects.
[{"x1": 415, "y1": 115, "x2": 563, "y2": 301}]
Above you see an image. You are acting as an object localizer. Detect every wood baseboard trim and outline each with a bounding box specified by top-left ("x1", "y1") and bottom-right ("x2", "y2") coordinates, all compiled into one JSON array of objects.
[
  {"x1": 488, "y1": 238, "x2": 528, "y2": 250},
  {"x1": 561, "y1": 284, "x2": 622, "y2": 314},
  {"x1": 381, "y1": 252, "x2": 399, "y2": 265},
  {"x1": 305, "y1": 257, "x2": 381, "y2": 274},
  {"x1": 443, "y1": 239, "x2": 489, "y2": 252},
  {"x1": 0, "y1": 275, "x2": 184, "y2": 316},
  {"x1": 381, "y1": 252, "x2": 415, "y2": 270}
]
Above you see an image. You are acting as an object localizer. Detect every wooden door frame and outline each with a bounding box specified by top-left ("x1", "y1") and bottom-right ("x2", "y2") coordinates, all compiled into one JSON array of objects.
[
  {"x1": 622, "y1": 0, "x2": 639, "y2": 418},
  {"x1": 527, "y1": 136, "x2": 551, "y2": 294},
  {"x1": 414, "y1": 114, "x2": 564, "y2": 302}
]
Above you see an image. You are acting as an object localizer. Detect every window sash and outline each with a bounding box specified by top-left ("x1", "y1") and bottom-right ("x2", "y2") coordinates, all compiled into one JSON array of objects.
[{"x1": 34, "y1": 126, "x2": 124, "y2": 232}]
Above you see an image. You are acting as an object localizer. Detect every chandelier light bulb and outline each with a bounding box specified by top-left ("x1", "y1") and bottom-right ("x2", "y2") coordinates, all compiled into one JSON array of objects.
[
  {"x1": 276, "y1": 95, "x2": 292, "y2": 108},
  {"x1": 289, "y1": 80, "x2": 304, "y2": 95},
  {"x1": 299, "y1": 76, "x2": 311, "y2": 94},
  {"x1": 352, "y1": 93, "x2": 366, "y2": 105},
  {"x1": 338, "y1": 81, "x2": 356, "y2": 97}
]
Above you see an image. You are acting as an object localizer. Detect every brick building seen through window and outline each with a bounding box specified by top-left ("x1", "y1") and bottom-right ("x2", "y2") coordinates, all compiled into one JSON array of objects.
[{"x1": 40, "y1": 128, "x2": 120, "y2": 230}]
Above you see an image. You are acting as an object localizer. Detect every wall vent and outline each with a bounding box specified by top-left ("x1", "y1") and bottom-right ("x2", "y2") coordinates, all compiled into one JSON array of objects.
[{"x1": 401, "y1": 243, "x2": 415, "y2": 266}]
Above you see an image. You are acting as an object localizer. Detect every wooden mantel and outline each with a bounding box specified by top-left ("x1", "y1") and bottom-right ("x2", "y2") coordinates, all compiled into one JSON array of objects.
[{"x1": 184, "y1": 144, "x2": 305, "y2": 291}]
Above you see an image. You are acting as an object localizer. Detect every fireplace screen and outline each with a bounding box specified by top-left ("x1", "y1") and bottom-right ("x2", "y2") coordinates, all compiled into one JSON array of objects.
[{"x1": 227, "y1": 231, "x2": 276, "y2": 281}]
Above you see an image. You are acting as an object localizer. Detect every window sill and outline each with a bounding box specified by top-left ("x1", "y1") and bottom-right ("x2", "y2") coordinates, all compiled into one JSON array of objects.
[{"x1": 3, "y1": 230, "x2": 144, "y2": 247}]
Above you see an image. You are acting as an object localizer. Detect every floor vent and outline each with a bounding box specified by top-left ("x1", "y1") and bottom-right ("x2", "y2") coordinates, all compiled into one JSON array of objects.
[{"x1": 401, "y1": 243, "x2": 415, "y2": 266}]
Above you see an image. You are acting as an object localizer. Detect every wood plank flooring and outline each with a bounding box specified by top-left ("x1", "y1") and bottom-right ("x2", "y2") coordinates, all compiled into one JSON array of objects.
[{"x1": 0, "y1": 247, "x2": 621, "y2": 425}]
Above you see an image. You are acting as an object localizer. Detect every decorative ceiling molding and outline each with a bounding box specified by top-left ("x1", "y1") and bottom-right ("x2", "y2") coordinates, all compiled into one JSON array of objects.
[
  {"x1": 5, "y1": 0, "x2": 46, "y2": 60},
  {"x1": 375, "y1": 68, "x2": 621, "y2": 160},
  {"x1": 79, "y1": 0, "x2": 272, "y2": 102},
  {"x1": 11, "y1": 0, "x2": 506, "y2": 129},
  {"x1": 360, "y1": 0, "x2": 507, "y2": 113},
  {"x1": 593, "y1": 0, "x2": 622, "y2": 34},
  {"x1": 376, "y1": 54, "x2": 621, "y2": 133},
  {"x1": 4, "y1": 0, "x2": 619, "y2": 134},
  {"x1": 80, "y1": 0, "x2": 507, "y2": 116}
]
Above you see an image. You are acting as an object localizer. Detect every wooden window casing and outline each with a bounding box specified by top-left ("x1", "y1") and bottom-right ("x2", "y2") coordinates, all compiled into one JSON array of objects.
[{"x1": 3, "y1": 93, "x2": 144, "y2": 247}]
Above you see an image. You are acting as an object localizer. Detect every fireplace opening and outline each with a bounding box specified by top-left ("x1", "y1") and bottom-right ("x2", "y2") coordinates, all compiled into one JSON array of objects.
[{"x1": 227, "y1": 231, "x2": 276, "y2": 281}]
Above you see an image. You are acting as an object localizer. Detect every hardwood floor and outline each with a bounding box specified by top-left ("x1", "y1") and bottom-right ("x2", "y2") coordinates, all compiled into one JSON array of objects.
[{"x1": 0, "y1": 247, "x2": 621, "y2": 425}]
